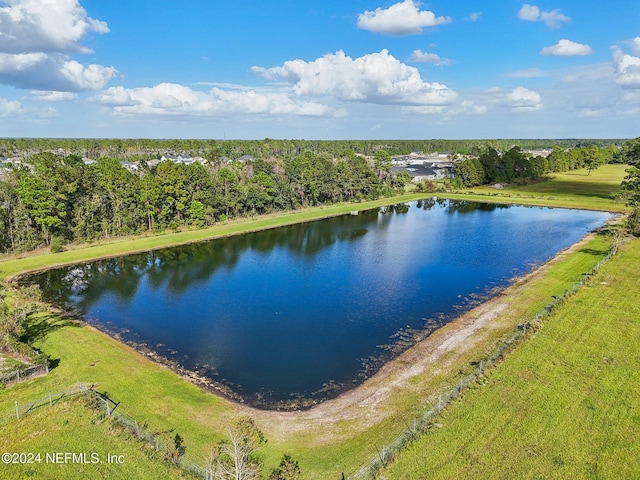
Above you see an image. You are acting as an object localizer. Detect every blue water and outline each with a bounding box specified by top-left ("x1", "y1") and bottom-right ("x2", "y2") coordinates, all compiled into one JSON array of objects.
[{"x1": 29, "y1": 200, "x2": 612, "y2": 408}]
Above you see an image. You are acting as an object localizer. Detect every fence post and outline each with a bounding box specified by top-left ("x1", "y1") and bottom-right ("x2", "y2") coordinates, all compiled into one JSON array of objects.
[
  {"x1": 15, "y1": 401, "x2": 19, "y2": 420},
  {"x1": 106, "y1": 398, "x2": 111, "y2": 416}
]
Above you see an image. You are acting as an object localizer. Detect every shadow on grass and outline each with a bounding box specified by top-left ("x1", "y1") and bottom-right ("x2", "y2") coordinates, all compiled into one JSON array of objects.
[
  {"x1": 579, "y1": 248, "x2": 610, "y2": 256},
  {"x1": 19, "y1": 313, "x2": 80, "y2": 346}
]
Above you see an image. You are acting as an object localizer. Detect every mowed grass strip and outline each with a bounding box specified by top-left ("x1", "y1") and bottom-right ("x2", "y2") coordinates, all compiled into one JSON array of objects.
[{"x1": 382, "y1": 237, "x2": 640, "y2": 480}]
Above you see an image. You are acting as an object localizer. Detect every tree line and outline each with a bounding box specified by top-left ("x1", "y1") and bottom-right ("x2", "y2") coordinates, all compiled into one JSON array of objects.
[
  {"x1": 0, "y1": 150, "x2": 404, "y2": 253},
  {"x1": 453, "y1": 144, "x2": 619, "y2": 188},
  {"x1": 0, "y1": 137, "x2": 627, "y2": 162}
]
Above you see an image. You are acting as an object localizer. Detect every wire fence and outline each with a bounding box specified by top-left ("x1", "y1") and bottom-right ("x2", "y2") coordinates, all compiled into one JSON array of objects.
[
  {"x1": 0, "y1": 382, "x2": 213, "y2": 478},
  {"x1": 0, "y1": 382, "x2": 89, "y2": 425},
  {"x1": 0, "y1": 363, "x2": 49, "y2": 387},
  {"x1": 348, "y1": 238, "x2": 621, "y2": 480}
]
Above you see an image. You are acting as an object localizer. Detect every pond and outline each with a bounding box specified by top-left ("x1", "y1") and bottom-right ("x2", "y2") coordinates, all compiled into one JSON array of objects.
[{"x1": 27, "y1": 200, "x2": 613, "y2": 409}]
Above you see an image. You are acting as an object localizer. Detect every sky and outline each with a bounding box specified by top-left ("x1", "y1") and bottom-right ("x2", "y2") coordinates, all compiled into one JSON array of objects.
[{"x1": 0, "y1": 0, "x2": 639, "y2": 140}]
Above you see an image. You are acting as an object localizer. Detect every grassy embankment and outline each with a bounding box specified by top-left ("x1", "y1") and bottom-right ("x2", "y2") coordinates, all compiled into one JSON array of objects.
[
  {"x1": 0, "y1": 164, "x2": 632, "y2": 479},
  {"x1": 382, "y1": 233, "x2": 640, "y2": 479}
]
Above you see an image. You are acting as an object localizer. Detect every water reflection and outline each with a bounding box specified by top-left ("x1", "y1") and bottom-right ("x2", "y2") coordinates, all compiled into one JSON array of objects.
[{"x1": 26, "y1": 200, "x2": 613, "y2": 409}]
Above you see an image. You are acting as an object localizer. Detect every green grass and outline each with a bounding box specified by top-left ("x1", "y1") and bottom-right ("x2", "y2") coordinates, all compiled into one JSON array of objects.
[
  {"x1": 382, "y1": 237, "x2": 640, "y2": 479},
  {"x1": 0, "y1": 396, "x2": 191, "y2": 480},
  {"x1": 450, "y1": 164, "x2": 629, "y2": 212},
  {"x1": 0, "y1": 354, "x2": 27, "y2": 375},
  {"x1": 0, "y1": 165, "x2": 633, "y2": 479}
]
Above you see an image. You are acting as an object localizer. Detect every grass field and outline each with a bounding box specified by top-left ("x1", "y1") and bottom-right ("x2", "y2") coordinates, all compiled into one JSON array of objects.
[
  {"x1": 381, "y1": 236, "x2": 640, "y2": 479},
  {"x1": 0, "y1": 165, "x2": 633, "y2": 479},
  {"x1": 0, "y1": 396, "x2": 191, "y2": 480},
  {"x1": 451, "y1": 164, "x2": 629, "y2": 212}
]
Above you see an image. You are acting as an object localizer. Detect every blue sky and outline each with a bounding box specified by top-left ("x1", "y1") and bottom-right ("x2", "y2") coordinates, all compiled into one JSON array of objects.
[{"x1": 0, "y1": 0, "x2": 639, "y2": 139}]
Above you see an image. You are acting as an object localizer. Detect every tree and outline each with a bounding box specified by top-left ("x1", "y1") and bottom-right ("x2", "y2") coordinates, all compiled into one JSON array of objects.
[
  {"x1": 621, "y1": 166, "x2": 640, "y2": 236},
  {"x1": 215, "y1": 167, "x2": 241, "y2": 217},
  {"x1": 16, "y1": 152, "x2": 80, "y2": 245},
  {"x1": 583, "y1": 145, "x2": 605, "y2": 175},
  {"x1": 478, "y1": 147, "x2": 500, "y2": 184},
  {"x1": 93, "y1": 157, "x2": 141, "y2": 235},
  {"x1": 139, "y1": 172, "x2": 163, "y2": 231},
  {"x1": 268, "y1": 454, "x2": 302, "y2": 480},
  {"x1": 373, "y1": 149, "x2": 392, "y2": 187},
  {"x1": 614, "y1": 137, "x2": 640, "y2": 165},
  {"x1": 621, "y1": 166, "x2": 640, "y2": 206},
  {"x1": 454, "y1": 158, "x2": 484, "y2": 187},
  {"x1": 162, "y1": 432, "x2": 186, "y2": 464},
  {"x1": 207, "y1": 417, "x2": 266, "y2": 480}
]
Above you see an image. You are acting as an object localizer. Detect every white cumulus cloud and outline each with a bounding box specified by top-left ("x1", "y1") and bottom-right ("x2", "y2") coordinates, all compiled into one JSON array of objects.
[
  {"x1": 0, "y1": 0, "x2": 108, "y2": 54},
  {"x1": 518, "y1": 4, "x2": 540, "y2": 21},
  {"x1": 631, "y1": 37, "x2": 640, "y2": 56},
  {"x1": 541, "y1": 39, "x2": 593, "y2": 56},
  {"x1": 506, "y1": 68, "x2": 546, "y2": 78},
  {"x1": 0, "y1": 52, "x2": 116, "y2": 91},
  {"x1": 466, "y1": 12, "x2": 482, "y2": 22},
  {"x1": 357, "y1": 0, "x2": 451, "y2": 35},
  {"x1": 252, "y1": 49, "x2": 457, "y2": 106},
  {"x1": 0, "y1": 96, "x2": 21, "y2": 116},
  {"x1": 0, "y1": 0, "x2": 115, "y2": 92},
  {"x1": 452, "y1": 100, "x2": 487, "y2": 116},
  {"x1": 90, "y1": 83, "x2": 331, "y2": 117},
  {"x1": 28, "y1": 90, "x2": 77, "y2": 102},
  {"x1": 505, "y1": 86, "x2": 543, "y2": 111},
  {"x1": 612, "y1": 46, "x2": 640, "y2": 90},
  {"x1": 518, "y1": 4, "x2": 570, "y2": 29},
  {"x1": 409, "y1": 49, "x2": 449, "y2": 65}
]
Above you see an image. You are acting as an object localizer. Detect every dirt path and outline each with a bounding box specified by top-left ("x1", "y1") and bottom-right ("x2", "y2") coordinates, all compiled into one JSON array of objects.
[{"x1": 240, "y1": 228, "x2": 606, "y2": 445}]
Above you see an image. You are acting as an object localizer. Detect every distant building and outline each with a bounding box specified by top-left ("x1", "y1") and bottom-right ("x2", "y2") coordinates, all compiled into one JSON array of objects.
[
  {"x1": 119, "y1": 161, "x2": 139, "y2": 171},
  {"x1": 147, "y1": 159, "x2": 162, "y2": 168},
  {"x1": 522, "y1": 149, "x2": 553, "y2": 158},
  {"x1": 392, "y1": 163, "x2": 454, "y2": 182},
  {"x1": 391, "y1": 151, "x2": 456, "y2": 182}
]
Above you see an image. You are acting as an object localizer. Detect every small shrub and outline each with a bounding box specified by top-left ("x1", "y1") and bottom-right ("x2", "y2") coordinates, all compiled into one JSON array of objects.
[
  {"x1": 50, "y1": 236, "x2": 63, "y2": 253},
  {"x1": 418, "y1": 180, "x2": 438, "y2": 193},
  {"x1": 628, "y1": 207, "x2": 640, "y2": 237}
]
